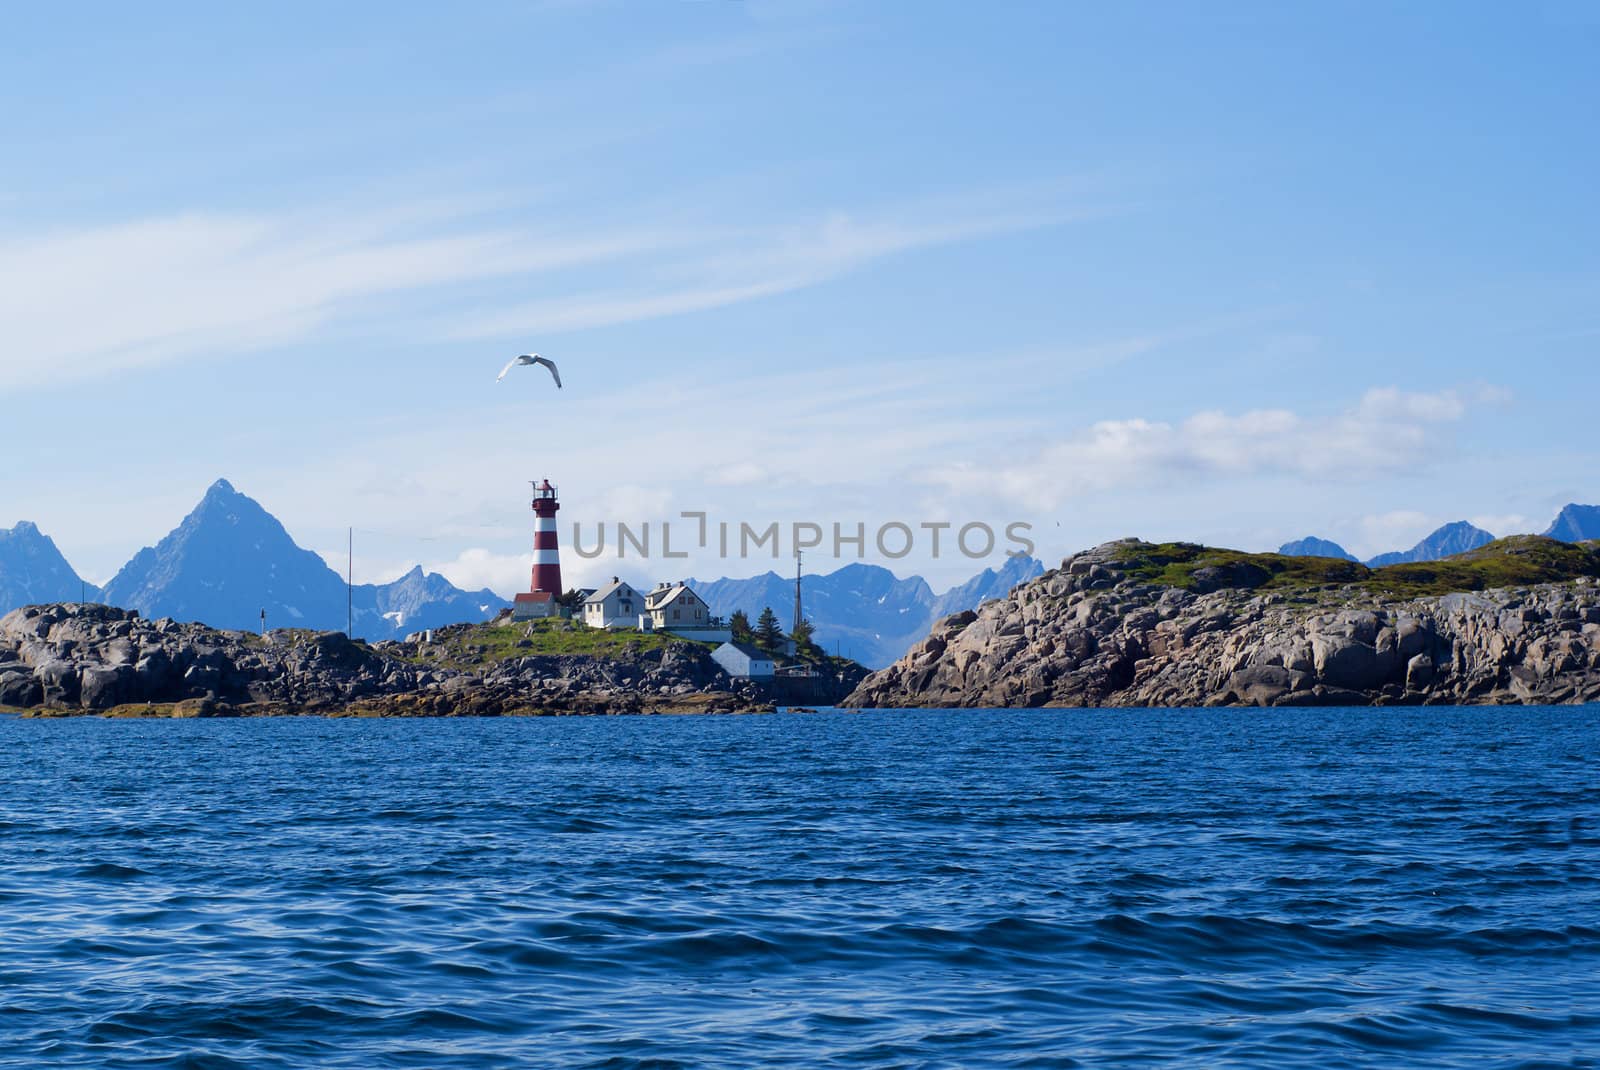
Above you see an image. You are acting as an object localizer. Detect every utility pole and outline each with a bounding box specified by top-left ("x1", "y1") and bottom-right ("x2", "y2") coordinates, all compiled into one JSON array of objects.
[
  {"x1": 793, "y1": 548, "x2": 803, "y2": 637},
  {"x1": 347, "y1": 527, "x2": 353, "y2": 637}
]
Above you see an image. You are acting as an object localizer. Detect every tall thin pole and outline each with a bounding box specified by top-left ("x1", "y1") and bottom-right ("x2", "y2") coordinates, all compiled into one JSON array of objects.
[
  {"x1": 793, "y1": 549, "x2": 803, "y2": 636},
  {"x1": 347, "y1": 526, "x2": 353, "y2": 636}
]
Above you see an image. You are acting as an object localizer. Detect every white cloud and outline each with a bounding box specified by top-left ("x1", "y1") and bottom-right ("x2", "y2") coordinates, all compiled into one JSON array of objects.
[
  {"x1": 1357, "y1": 510, "x2": 1436, "y2": 554},
  {"x1": 425, "y1": 546, "x2": 623, "y2": 597},
  {"x1": 0, "y1": 207, "x2": 676, "y2": 391},
  {"x1": 458, "y1": 198, "x2": 1092, "y2": 337},
  {"x1": 0, "y1": 184, "x2": 1089, "y2": 391},
  {"x1": 469, "y1": 278, "x2": 798, "y2": 335},
  {"x1": 706, "y1": 461, "x2": 769, "y2": 487},
  {"x1": 424, "y1": 548, "x2": 535, "y2": 595},
  {"x1": 932, "y1": 387, "x2": 1499, "y2": 510},
  {"x1": 1468, "y1": 513, "x2": 1530, "y2": 537}
]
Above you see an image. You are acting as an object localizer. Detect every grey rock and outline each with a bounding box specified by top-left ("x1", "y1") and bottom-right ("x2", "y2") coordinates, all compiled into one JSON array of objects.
[
  {"x1": 135, "y1": 652, "x2": 172, "y2": 689},
  {"x1": 1227, "y1": 664, "x2": 1294, "y2": 706},
  {"x1": 34, "y1": 659, "x2": 80, "y2": 706},
  {"x1": 1405, "y1": 653, "x2": 1435, "y2": 690},
  {"x1": 80, "y1": 665, "x2": 134, "y2": 708},
  {"x1": 845, "y1": 539, "x2": 1600, "y2": 710},
  {"x1": 0, "y1": 671, "x2": 41, "y2": 707}
]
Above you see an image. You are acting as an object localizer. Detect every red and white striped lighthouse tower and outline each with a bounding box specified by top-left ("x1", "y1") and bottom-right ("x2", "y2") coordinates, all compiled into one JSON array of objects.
[{"x1": 529, "y1": 479, "x2": 562, "y2": 594}]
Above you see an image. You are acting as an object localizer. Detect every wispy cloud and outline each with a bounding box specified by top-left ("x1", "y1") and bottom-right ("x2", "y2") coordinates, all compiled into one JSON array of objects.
[
  {"x1": 0, "y1": 183, "x2": 1093, "y2": 390},
  {"x1": 458, "y1": 196, "x2": 1096, "y2": 337},
  {"x1": 1469, "y1": 513, "x2": 1531, "y2": 537},
  {"x1": 1356, "y1": 510, "x2": 1436, "y2": 555},
  {"x1": 0, "y1": 205, "x2": 674, "y2": 391},
  {"x1": 931, "y1": 386, "x2": 1510, "y2": 511},
  {"x1": 423, "y1": 545, "x2": 624, "y2": 596}
]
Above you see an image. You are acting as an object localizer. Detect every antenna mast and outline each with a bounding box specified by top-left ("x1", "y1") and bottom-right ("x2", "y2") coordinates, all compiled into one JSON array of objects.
[{"x1": 793, "y1": 548, "x2": 803, "y2": 637}]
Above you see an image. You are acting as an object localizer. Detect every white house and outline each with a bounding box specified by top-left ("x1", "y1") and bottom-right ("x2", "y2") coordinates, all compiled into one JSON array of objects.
[
  {"x1": 583, "y1": 578, "x2": 643, "y2": 629},
  {"x1": 644, "y1": 582, "x2": 711, "y2": 631},
  {"x1": 712, "y1": 641, "x2": 775, "y2": 679}
]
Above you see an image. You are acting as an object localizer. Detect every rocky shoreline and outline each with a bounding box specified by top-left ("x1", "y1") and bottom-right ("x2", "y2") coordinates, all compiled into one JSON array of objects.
[
  {"x1": 845, "y1": 538, "x2": 1600, "y2": 709},
  {"x1": 14, "y1": 533, "x2": 1600, "y2": 718},
  {"x1": 0, "y1": 604, "x2": 865, "y2": 717}
]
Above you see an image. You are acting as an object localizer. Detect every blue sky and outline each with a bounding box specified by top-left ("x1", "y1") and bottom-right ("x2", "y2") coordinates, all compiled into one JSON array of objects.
[{"x1": 2, "y1": 1, "x2": 1596, "y2": 593}]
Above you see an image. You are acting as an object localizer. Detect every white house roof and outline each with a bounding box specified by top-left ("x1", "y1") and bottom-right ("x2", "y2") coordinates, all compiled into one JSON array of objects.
[
  {"x1": 718, "y1": 641, "x2": 771, "y2": 662},
  {"x1": 645, "y1": 583, "x2": 701, "y2": 610},
  {"x1": 585, "y1": 579, "x2": 635, "y2": 605}
]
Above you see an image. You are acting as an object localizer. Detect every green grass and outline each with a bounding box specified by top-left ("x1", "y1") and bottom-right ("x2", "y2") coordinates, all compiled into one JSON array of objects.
[
  {"x1": 1111, "y1": 536, "x2": 1600, "y2": 597},
  {"x1": 1112, "y1": 541, "x2": 1369, "y2": 590},
  {"x1": 408, "y1": 617, "x2": 698, "y2": 668},
  {"x1": 1366, "y1": 536, "x2": 1600, "y2": 596}
]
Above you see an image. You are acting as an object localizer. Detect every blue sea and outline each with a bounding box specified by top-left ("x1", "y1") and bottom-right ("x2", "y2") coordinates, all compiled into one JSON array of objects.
[{"x1": 1, "y1": 708, "x2": 1596, "y2": 1069}]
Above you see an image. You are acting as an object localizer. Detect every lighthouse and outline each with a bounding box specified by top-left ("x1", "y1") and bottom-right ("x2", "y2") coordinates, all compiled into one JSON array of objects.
[
  {"x1": 530, "y1": 479, "x2": 562, "y2": 594},
  {"x1": 513, "y1": 479, "x2": 563, "y2": 621}
]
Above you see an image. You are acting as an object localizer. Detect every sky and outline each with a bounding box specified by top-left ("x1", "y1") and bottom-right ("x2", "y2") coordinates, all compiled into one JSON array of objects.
[{"x1": 2, "y1": 1, "x2": 1597, "y2": 595}]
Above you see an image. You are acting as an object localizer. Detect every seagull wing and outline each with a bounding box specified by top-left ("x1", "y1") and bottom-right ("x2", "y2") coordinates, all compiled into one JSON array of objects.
[
  {"x1": 533, "y1": 355, "x2": 562, "y2": 388},
  {"x1": 495, "y1": 356, "x2": 520, "y2": 382}
]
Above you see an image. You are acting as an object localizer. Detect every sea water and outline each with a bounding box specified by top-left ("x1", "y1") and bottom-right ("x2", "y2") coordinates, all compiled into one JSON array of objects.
[{"x1": 0, "y1": 708, "x2": 1595, "y2": 1068}]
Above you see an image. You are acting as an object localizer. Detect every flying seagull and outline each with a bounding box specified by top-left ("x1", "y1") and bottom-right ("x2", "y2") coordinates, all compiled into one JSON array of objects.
[{"x1": 496, "y1": 353, "x2": 562, "y2": 388}]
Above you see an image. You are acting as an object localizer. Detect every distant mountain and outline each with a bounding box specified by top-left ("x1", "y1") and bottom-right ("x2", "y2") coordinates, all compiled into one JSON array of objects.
[
  {"x1": 689, "y1": 556, "x2": 1045, "y2": 668},
  {"x1": 366, "y1": 565, "x2": 507, "y2": 637},
  {"x1": 929, "y1": 554, "x2": 1046, "y2": 620},
  {"x1": 1277, "y1": 536, "x2": 1358, "y2": 562},
  {"x1": 100, "y1": 480, "x2": 505, "y2": 638},
  {"x1": 1544, "y1": 503, "x2": 1600, "y2": 543},
  {"x1": 0, "y1": 522, "x2": 99, "y2": 614},
  {"x1": 689, "y1": 563, "x2": 933, "y2": 668},
  {"x1": 1365, "y1": 521, "x2": 1495, "y2": 567}
]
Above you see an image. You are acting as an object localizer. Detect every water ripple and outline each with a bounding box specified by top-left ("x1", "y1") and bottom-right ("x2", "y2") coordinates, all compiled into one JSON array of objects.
[{"x1": 0, "y1": 707, "x2": 1596, "y2": 1067}]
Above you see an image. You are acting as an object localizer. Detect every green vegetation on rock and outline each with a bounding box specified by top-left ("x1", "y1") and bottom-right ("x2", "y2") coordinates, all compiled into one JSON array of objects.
[
  {"x1": 404, "y1": 616, "x2": 695, "y2": 669},
  {"x1": 1111, "y1": 535, "x2": 1600, "y2": 597},
  {"x1": 1366, "y1": 536, "x2": 1600, "y2": 596},
  {"x1": 1111, "y1": 542, "x2": 1367, "y2": 591}
]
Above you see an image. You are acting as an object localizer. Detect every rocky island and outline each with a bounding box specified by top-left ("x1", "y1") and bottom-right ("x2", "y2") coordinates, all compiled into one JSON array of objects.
[
  {"x1": 845, "y1": 536, "x2": 1600, "y2": 708},
  {"x1": 0, "y1": 607, "x2": 867, "y2": 717}
]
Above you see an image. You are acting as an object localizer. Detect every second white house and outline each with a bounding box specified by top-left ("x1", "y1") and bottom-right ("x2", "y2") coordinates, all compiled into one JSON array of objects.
[{"x1": 582, "y1": 578, "x2": 643, "y2": 629}]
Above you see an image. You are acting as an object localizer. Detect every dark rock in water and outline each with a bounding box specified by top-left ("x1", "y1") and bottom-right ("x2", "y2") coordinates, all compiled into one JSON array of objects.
[
  {"x1": 0, "y1": 670, "x2": 41, "y2": 707},
  {"x1": 1227, "y1": 664, "x2": 1297, "y2": 706},
  {"x1": 79, "y1": 665, "x2": 134, "y2": 709},
  {"x1": 35, "y1": 659, "x2": 81, "y2": 707}
]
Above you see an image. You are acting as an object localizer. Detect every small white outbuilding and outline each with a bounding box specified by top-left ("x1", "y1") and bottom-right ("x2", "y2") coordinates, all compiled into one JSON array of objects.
[{"x1": 712, "y1": 641, "x2": 776, "y2": 679}]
